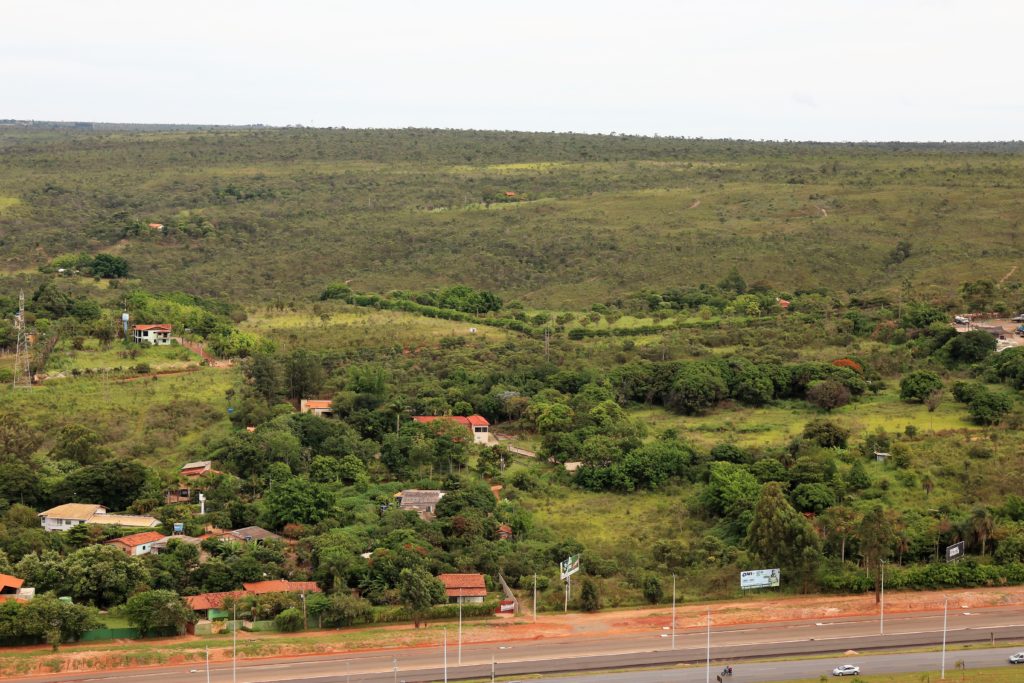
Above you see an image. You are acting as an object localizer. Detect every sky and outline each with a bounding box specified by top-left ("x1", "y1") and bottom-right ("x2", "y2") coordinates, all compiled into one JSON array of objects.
[{"x1": 2, "y1": 0, "x2": 1022, "y2": 141}]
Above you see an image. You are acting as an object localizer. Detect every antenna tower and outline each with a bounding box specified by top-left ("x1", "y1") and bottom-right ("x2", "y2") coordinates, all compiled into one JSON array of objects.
[{"x1": 13, "y1": 290, "x2": 32, "y2": 388}]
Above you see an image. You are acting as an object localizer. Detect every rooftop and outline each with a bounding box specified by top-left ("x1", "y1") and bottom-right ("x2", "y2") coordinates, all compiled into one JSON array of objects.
[
  {"x1": 0, "y1": 573, "x2": 25, "y2": 592},
  {"x1": 438, "y1": 573, "x2": 488, "y2": 597},
  {"x1": 39, "y1": 503, "x2": 107, "y2": 521},
  {"x1": 242, "y1": 580, "x2": 321, "y2": 595},
  {"x1": 106, "y1": 531, "x2": 166, "y2": 548},
  {"x1": 413, "y1": 414, "x2": 489, "y2": 428},
  {"x1": 89, "y1": 514, "x2": 161, "y2": 528}
]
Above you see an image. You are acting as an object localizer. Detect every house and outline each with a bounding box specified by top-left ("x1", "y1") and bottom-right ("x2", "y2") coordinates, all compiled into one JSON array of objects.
[
  {"x1": 105, "y1": 531, "x2": 166, "y2": 557},
  {"x1": 148, "y1": 223, "x2": 165, "y2": 231},
  {"x1": 150, "y1": 535, "x2": 207, "y2": 560},
  {"x1": 186, "y1": 591, "x2": 246, "y2": 620},
  {"x1": 497, "y1": 523, "x2": 513, "y2": 541},
  {"x1": 438, "y1": 573, "x2": 487, "y2": 604},
  {"x1": 0, "y1": 574, "x2": 32, "y2": 603},
  {"x1": 166, "y1": 461, "x2": 221, "y2": 505},
  {"x1": 181, "y1": 460, "x2": 215, "y2": 478},
  {"x1": 38, "y1": 504, "x2": 108, "y2": 532},
  {"x1": 90, "y1": 514, "x2": 161, "y2": 529},
  {"x1": 132, "y1": 324, "x2": 173, "y2": 345},
  {"x1": 394, "y1": 489, "x2": 446, "y2": 520},
  {"x1": 242, "y1": 580, "x2": 321, "y2": 595},
  {"x1": 412, "y1": 414, "x2": 490, "y2": 445},
  {"x1": 299, "y1": 399, "x2": 334, "y2": 418},
  {"x1": 776, "y1": 298, "x2": 791, "y2": 310},
  {"x1": 211, "y1": 526, "x2": 283, "y2": 544}
]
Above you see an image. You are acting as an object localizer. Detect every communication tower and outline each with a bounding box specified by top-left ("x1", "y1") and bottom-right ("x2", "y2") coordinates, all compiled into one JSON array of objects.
[{"x1": 12, "y1": 291, "x2": 32, "y2": 388}]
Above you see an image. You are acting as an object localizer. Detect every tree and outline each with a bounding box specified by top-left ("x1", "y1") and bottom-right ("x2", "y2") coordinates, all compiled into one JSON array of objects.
[
  {"x1": 791, "y1": 482, "x2": 836, "y2": 514},
  {"x1": 124, "y1": 590, "x2": 194, "y2": 636},
  {"x1": 700, "y1": 462, "x2": 760, "y2": 539},
  {"x1": 819, "y1": 505, "x2": 859, "y2": 563},
  {"x1": 274, "y1": 607, "x2": 305, "y2": 632},
  {"x1": 0, "y1": 414, "x2": 42, "y2": 460},
  {"x1": 806, "y1": 380, "x2": 851, "y2": 412},
  {"x1": 244, "y1": 352, "x2": 281, "y2": 404},
  {"x1": 746, "y1": 482, "x2": 822, "y2": 590},
  {"x1": 579, "y1": 577, "x2": 601, "y2": 612},
  {"x1": 57, "y1": 458, "x2": 151, "y2": 511},
  {"x1": 668, "y1": 362, "x2": 729, "y2": 414},
  {"x1": 945, "y1": 330, "x2": 996, "y2": 364},
  {"x1": 802, "y1": 419, "x2": 849, "y2": 449},
  {"x1": 968, "y1": 507, "x2": 995, "y2": 555},
  {"x1": 284, "y1": 349, "x2": 325, "y2": 401},
  {"x1": 264, "y1": 476, "x2": 335, "y2": 529},
  {"x1": 61, "y1": 544, "x2": 151, "y2": 608},
  {"x1": 20, "y1": 595, "x2": 101, "y2": 651},
  {"x1": 90, "y1": 253, "x2": 130, "y2": 278},
  {"x1": 847, "y1": 460, "x2": 871, "y2": 490},
  {"x1": 49, "y1": 425, "x2": 112, "y2": 465},
  {"x1": 855, "y1": 505, "x2": 897, "y2": 603},
  {"x1": 642, "y1": 575, "x2": 663, "y2": 604},
  {"x1": 398, "y1": 568, "x2": 446, "y2": 628},
  {"x1": 967, "y1": 391, "x2": 1012, "y2": 425},
  {"x1": 899, "y1": 371, "x2": 943, "y2": 403}
]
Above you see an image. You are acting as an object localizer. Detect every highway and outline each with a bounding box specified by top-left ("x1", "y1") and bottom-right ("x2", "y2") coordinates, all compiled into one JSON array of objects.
[{"x1": 7, "y1": 605, "x2": 1024, "y2": 683}]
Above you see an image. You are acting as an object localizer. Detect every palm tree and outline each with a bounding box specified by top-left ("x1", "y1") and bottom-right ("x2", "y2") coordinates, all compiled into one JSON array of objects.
[{"x1": 970, "y1": 507, "x2": 995, "y2": 555}]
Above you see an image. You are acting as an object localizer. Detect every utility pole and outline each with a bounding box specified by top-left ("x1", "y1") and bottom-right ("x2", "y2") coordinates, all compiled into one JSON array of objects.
[
  {"x1": 533, "y1": 574, "x2": 537, "y2": 623},
  {"x1": 671, "y1": 574, "x2": 676, "y2": 650},
  {"x1": 880, "y1": 560, "x2": 886, "y2": 635},
  {"x1": 705, "y1": 609, "x2": 711, "y2": 683},
  {"x1": 491, "y1": 654, "x2": 496, "y2": 682},
  {"x1": 941, "y1": 597, "x2": 948, "y2": 679},
  {"x1": 13, "y1": 291, "x2": 32, "y2": 388},
  {"x1": 205, "y1": 647, "x2": 211, "y2": 683},
  {"x1": 458, "y1": 599, "x2": 463, "y2": 664},
  {"x1": 443, "y1": 628, "x2": 448, "y2": 683},
  {"x1": 233, "y1": 602, "x2": 237, "y2": 683}
]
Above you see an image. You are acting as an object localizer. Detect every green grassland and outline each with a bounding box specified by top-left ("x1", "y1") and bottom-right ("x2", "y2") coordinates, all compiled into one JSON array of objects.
[{"x1": 2, "y1": 129, "x2": 1024, "y2": 306}]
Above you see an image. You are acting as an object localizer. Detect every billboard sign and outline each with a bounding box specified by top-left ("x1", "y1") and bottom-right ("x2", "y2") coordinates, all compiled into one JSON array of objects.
[
  {"x1": 173, "y1": 523, "x2": 185, "y2": 534},
  {"x1": 946, "y1": 541, "x2": 965, "y2": 562},
  {"x1": 560, "y1": 554, "x2": 580, "y2": 580},
  {"x1": 740, "y1": 568, "x2": 780, "y2": 589}
]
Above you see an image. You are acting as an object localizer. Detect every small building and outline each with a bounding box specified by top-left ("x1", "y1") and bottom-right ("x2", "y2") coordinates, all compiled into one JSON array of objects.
[
  {"x1": 212, "y1": 526, "x2": 283, "y2": 544},
  {"x1": 90, "y1": 514, "x2": 162, "y2": 529},
  {"x1": 167, "y1": 460, "x2": 220, "y2": 505},
  {"x1": 395, "y1": 489, "x2": 446, "y2": 520},
  {"x1": 38, "y1": 504, "x2": 108, "y2": 532},
  {"x1": 133, "y1": 324, "x2": 173, "y2": 345},
  {"x1": 497, "y1": 523, "x2": 513, "y2": 541},
  {"x1": 776, "y1": 298, "x2": 791, "y2": 310},
  {"x1": 300, "y1": 399, "x2": 334, "y2": 418},
  {"x1": 412, "y1": 414, "x2": 490, "y2": 445},
  {"x1": 242, "y1": 580, "x2": 321, "y2": 595},
  {"x1": 148, "y1": 223, "x2": 165, "y2": 231},
  {"x1": 186, "y1": 591, "x2": 246, "y2": 621},
  {"x1": 0, "y1": 573, "x2": 24, "y2": 596},
  {"x1": 438, "y1": 573, "x2": 487, "y2": 604},
  {"x1": 181, "y1": 460, "x2": 215, "y2": 478},
  {"x1": 106, "y1": 531, "x2": 166, "y2": 557},
  {"x1": 150, "y1": 535, "x2": 206, "y2": 559}
]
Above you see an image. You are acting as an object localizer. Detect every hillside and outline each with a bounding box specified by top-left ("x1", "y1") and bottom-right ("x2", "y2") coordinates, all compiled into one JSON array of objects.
[{"x1": 2, "y1": 128, "x2": 1024, "y2": 307}]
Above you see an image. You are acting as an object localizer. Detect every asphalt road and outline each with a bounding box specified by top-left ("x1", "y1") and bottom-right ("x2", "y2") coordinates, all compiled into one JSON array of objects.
[{"x1": 9, "y1": 605, "x2": 1024, "y2": 683}]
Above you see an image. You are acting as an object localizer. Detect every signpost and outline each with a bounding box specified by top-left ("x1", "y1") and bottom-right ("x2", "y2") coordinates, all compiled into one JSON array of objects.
[
  {"x1": 740, "y1": 568, "x2": 780, "y2": 589},
  {"x1": 560, "y1": 554, "x2": 580, "y2": 611},
  {"x1": 945, "y1": 541, "x2": 965, "y2": 563}
]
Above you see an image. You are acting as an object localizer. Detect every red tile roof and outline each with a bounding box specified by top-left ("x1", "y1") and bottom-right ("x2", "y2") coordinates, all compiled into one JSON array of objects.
[
  {"x1": 438, "y1": 573, "x2": 488, "y2": 598},
  {"x1": 106, "y1": 531, "x2": 166, "y2": 548},
  {"x1": 133, "y1": 324, "x2": 173, "y2": 332},
  {"x1": 304, "y1": 400, "x2": 333, "y2": 409},
  {"x1": 413, "y1": 414, "x2": 489, "y2": 428},
  {"x1": 186, "y1": 591, "x2": 246, "y2": 611},
  {"x1": 242, "y1": 580, "x2": 321, "y2": 595},
  {"x1": 0, "y1": 573, "x2": 25, "y2": 591}
]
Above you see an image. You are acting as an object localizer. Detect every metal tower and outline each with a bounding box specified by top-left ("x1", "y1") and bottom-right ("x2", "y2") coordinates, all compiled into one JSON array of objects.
[{"x1": 12, "y1": 290, "x2": 32, "y2": 388}]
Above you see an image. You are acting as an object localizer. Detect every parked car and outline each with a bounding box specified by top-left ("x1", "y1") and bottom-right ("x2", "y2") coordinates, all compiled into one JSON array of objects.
[
  {"x1": 1010, "y1": 652, "x2": 1024, "y2": 664},
  {"x1": 954, "y1": 315, "x2": 970, "y2": 325},
  {"x1": 832, "y1": 664, "x2": 861, "y2": 676},
  {"x1": 1012, "y1": 314, "x2": 1024, "y2": 323}
]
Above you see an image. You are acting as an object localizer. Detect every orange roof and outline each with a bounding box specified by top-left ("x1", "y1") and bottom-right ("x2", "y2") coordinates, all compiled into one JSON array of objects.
[
  {"x1": 148, "y1": 223, "x2": 164, "y2": 229},
  {"x1": 0, "y1": 573, "x2": 24, "y2": 591},
  {"x1": 106, "y1": 531, "x2": 165, "y2": 548},
  {"x1": 186, "y1": 591, "x2": 246, "y2": 611},
  {"x1": 304, "y1": 400, "x2": 333, "y2": 409},
  {"x1": 133, "y1": 324, "x2": 172, "y2": 332},
  {"x1": 438, "y1": 573, "x2": 487, "y2": 597},
  {"x1": 243, "y1": 580, "x2": 321, "y2": 595},
  {"x1": 413, "y1": 414, "x2": 489, "y2": 428}
]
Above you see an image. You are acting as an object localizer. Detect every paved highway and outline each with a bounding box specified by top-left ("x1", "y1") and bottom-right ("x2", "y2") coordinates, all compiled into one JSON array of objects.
[{"x1": 8, "y1": 605, "x2": 1024, "y2": 683}]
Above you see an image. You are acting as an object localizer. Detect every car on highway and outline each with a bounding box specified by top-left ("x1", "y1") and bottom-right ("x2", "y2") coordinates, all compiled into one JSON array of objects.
[
  {"x1": 1010, "y1": 652, "x2": 1024, "y2": 664},
  {"x1": 832, "y1": 664, "x2": 861, "y2": 676}
]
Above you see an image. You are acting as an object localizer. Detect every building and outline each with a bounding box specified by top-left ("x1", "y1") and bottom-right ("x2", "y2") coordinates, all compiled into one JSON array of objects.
[
  {"x1": 132, "y1": 324, "x2": 173, "y2": 345},
  {"x1": 242, "y1": 580, "x2": 321, "y2": 595},
  {"x1": 166, "y1": 460, "x2": 220, "y2": 505},
  {"x1": 497, "y1": 523, "x2": 514, "y2": 540},
  {"x1": 0, "y1": 573, "x2": 32, "y2": 603},
  {"x1": 211, "y1": 526, "x2": 283, "y2": 544},
  {"x1": 412, "y1": 414, "x2": 490, "y2": 445},
  {"x1": 180, "y1": 460, "x2": 215, "y2": 478},
  {"x1": 106, "y1": 531, "x2": 166, "y2": 557},
  {"x1": 185, "y1": 591, "x2": 246, "y2": 620},
  {"x1": 90, "y1": 514, "x2": 161, "y2": 529},
  {"x1": 37, "y1": 504, "x2": 108, "y2": 532},
  {"x1": 299, "y1": 399, "x2": 334, "y2": 417},
  {"x1": 438, "y1": 573, "x2": 488, "y2": 604},
  {"x1": 150, "y1": 535, "x2": 207, "y2": 559},
  {"x1": 394, "y1": 489, "x2": 446, "y2": 520}
]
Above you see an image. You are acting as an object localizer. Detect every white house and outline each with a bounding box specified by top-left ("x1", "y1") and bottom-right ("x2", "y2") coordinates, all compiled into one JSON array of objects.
[
  {"x1": 132, "y1": 324, "x2": 173, "y2": 345},
  {"x1": 299, "y1": 399, "x2": 334, "y2": 417},
  {"x1": 438, "y1": 573, "x2": 487, "y2": 604},
  {"x1": 105, "y1": 531, "x2": 166, "y2": 557},
  {"x1": 37, "y1": 503, "x2": 107, "y2": 532},
  {"x1": 412, "y1": 414, "x2": 491, "y2": 445}
]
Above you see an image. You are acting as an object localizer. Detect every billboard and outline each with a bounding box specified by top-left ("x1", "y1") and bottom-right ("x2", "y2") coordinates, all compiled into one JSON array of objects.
[
  {"x1": 740, "y1": 568, "x2": 780, "y2": 589},
  {"x1": 560, "y1": 554, "x2": 581, "y2": 580},
  {"x1": 946, "y1": 541, "x2": 965, "y2": 562},
  {"x1": 173, "y1": 523, "x2": 185, "y2": 534}
]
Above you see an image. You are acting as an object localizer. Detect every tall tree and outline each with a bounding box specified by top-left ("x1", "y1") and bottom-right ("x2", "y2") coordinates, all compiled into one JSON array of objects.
[
  {"x1": 746, "y1": 482, "x2": 822, "y2": 591},
  {"x1": 855, "y1": 505, "x2": 897, "y2": 603},
  {"x1": 398, "y1": 567, "x2": 446, "y2": 628},
  {"x1": 124, "y1": 590, "x2": 194, "y2": 635}
]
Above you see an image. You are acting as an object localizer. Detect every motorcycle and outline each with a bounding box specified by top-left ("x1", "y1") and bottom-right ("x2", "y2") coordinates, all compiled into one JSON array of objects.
[{"x1": 721, "y1": 666, "x2": 733, "y2": 676}]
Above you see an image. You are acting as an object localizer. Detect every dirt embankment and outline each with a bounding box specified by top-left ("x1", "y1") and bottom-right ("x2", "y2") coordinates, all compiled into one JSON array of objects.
[{"x1": 4, "y1": 586, "x2": 1024, "y2": 678}]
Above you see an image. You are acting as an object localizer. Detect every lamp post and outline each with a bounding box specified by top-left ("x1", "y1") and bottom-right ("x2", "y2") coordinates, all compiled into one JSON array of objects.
[
  {"x1": 941, "y1": 597, "x2": 948, "y2": 679},
  {"x1": 671, "y1": 574, "x2": 677, "y2": 650},
  {"x1": 705, "y1": 608, "x2": 711, "y2": 683},
  {"x1": 443, "y1": 628, "x2": 448, "y2": 683},
  {"x1": 880, "y1": 559, "x2": 886, "y2": 635},
  {"x1": 232, "y1": 602, "x2": 237, "y2": 683},
  {"x1": 458, "y1": 598, "x2": 463, "y2": 664}
]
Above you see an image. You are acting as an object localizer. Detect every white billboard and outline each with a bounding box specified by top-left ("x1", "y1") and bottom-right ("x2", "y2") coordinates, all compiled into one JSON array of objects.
[
  {"x1": 560, "y1": 554, "x2": 580, "y2": 580},
  {"x1": 946, "y1": 541, "x2": 965, "y2": 562},
  {"x1": 740, "y1": 568, "x2": 780, "y2": 589}
]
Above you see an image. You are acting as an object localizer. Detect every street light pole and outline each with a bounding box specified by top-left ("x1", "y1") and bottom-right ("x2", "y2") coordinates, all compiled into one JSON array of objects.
[
  {"x1": 705, "y1": 608, "x2": 711, "y2": 683},
  {"x1": 671, "y1": 574, "x2": 676, "y2": 650},
  {"x1": 205, "y1": 646, "x2": 211, "y2": 683},
  {"x1": 941, "y1": 597, "x2": 948, "y2": 679},
  {"x1": 458, "y1": 599, "x2": 463, "y2": 664},
  {"x1": 443, "y1": 628, "x2": 448, "y2": 683},
  {"x1": 533, "y1": 573, "x2": 537, "y2": 624},
  {"x1": 232, "y1": 602, "x2": 237, "y2": 683},
  {"x1": 880, "y1": 560, "x2": 885, "y2": 635}
]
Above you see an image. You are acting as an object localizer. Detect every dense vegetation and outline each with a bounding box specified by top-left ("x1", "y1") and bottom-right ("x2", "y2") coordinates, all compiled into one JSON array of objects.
[{"x1": 3, "y1": 127, "x2": 1024, "y2": 645}]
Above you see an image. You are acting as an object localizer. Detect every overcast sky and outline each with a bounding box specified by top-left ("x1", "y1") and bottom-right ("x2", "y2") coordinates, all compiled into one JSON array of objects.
[{"x1": 2, "y1": 1, "x2": 1021, "y2": 141}]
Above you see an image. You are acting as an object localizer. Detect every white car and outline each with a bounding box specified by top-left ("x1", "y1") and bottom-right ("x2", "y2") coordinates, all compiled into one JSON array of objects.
[
  {"x1": 1010, "y1": 652, "x2": 1024, "y2": 664},
  {"x1": 954, "y1": 316, "x2": 970, "y2": 325},
  {"x1": 832, "y1": 664, "x2": 860, "y2": 676}
]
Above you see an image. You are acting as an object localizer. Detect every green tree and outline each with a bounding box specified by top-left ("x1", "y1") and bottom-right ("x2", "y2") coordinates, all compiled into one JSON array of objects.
[
  {"x1": 90, "y1": 253, "x2": 130, "y2": 278},
  {"x1": 746, "y1": 482, "x2": 822, "y2": 591},
  {"x1": 967, "y1": 391, "x2": 1012, "y2": 425},
  {"x1": 819, "y1": 505, "x2": 859, "y2": 563},
  {"x1": 398, "y1": 567, "x2": 446, "y2": 628},
  {"x1": 49, "y1": 425, "x2": 112, "y2": 465},
  {"x1": 284, "y1": 349, "x2": 325, "y2": 401},
  {"x1": 61, "y1": 544, "x2": 151, "y2": 608},
  {"x1": 274, "y1": 607, "x2": 305, "y2": 632},
  {"x1": 806, "y1": 380, "x2": 852, "y2": 412},
  {"x1": 855, "y1": 505, "x2": 897, "y2": 603},
  {"x1": 802, "y1": 419, "x2": 849, "y2": 449},
  {"x1": 642, "y1": 574, "x2": 663, "y2": 604},
  {"x1": 57, "y1": 458, "x2": 151, "y2": 511},
  {"x1": 791, "y1": 482, "x2": 836, "y2": 514},
  {"x1": 668, "y1": 362, "x2": 729, "y2": 414},
  {"x1": 264, "y1": 476, "x2": 335, "y2": 529},
  {"x1": 0, "y1": 414, "x2": 42, "y2": 460},
  {"x1": 124, "y1": 590, "x2": 194, "y2": 636},
  {"x1": 847, "y1": 461, "x2": 871, "y2": 490},
  {"x1": 945, "y1": 330, "x2": 996, "y2": 364},
  {"x1": 20, "y1": 595, "x2": 101, "y2": 651},
  {"x1": 579, "y1": 577, "x2": 601, "y2": 612},
  {"x1": 899, "y1": 371, "x2": 943, "y2": 403}
]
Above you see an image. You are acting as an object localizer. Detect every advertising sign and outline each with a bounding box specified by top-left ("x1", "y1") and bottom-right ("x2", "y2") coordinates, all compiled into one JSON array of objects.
[
  {"x1": 560, "y1": 554, "x2": 580, "y2": 580},
  {"x1": 173, "y1": 522, "x2": 185, "y2": 534},
  {"x1": 946, "y1": 541, "x2": 965, "y2": 562},
  {"x1": 740, "y1": 568, "x2": 780, "y2": 589}
]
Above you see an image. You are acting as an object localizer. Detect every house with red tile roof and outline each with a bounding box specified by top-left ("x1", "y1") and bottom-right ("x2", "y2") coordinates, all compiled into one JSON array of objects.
[
  {"x1": 413, "y1": 414, "x2": 490, "y2": 444},
  {"x1": 242, "y1": 580, "x2": 321, "y2": 595},
  {"x1": 0, "y1": 573, "x2": 25, "y2": 595},
  {"x1": 299, "y1": 399, "x2": 334, "y2": 417},
  {"x1": 133, "y1": 324, "x2": 172, "y2": 345},
  {"x1": 105, "y1": 531, "x2": 166, "y2": 556},
  {"x1": 438, "y1": 573, "x2": 488, "y2": 604},
  {"x1": 185, "y1": 591, "x2": 246, "y2": 620}
]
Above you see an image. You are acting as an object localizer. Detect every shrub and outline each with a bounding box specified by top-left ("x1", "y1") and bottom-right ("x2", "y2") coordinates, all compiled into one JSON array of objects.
[
  {"x1": 968, "y1": 391, "x2": 1013, "y2": 425},
  {"x1": 580, "y1": 578, "x2": 601, "y2": 612},
  {"x1": 274, "y1": 607, "x2": 305, "y2": 632},
  {"x1": 900, "y1": 371, "x2": 943, "y2": 403},
  {"x1": 803, "y1": 419, "x2": 849, "y2": 449},
  {"x1": 806, "y1": 380, "x2": 852, "y2": 411}
]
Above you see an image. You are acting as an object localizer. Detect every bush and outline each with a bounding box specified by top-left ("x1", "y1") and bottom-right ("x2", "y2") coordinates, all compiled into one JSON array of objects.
[
  {"x1": 274, "y1": 607, "x2": 305, "y2": 632},
  {"x1": 900, "y1": 370, "x2": 943, "y2": 403},
  {"x1": 580, "y1": 578, "x2": 601, "y2": 612},
  {"x1": 803, "y1": 419, "x2": 849, "y2": 449},
  {"x1": 968, "y1": 391, "x2": 1013, "y2": 425},
  {"x1": 806, "y1": 380, "x2": 852, "y2": 411},
  {"x1": 642, "y1": 575, "x2": 663, "y2": 604}
]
